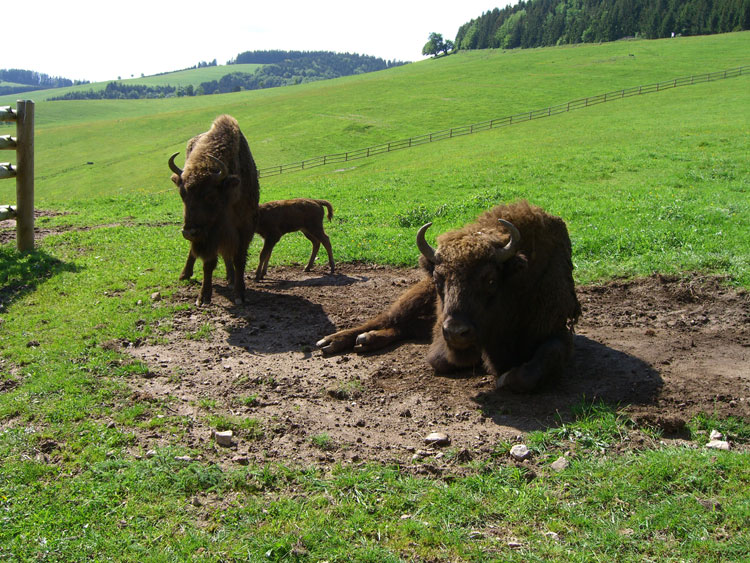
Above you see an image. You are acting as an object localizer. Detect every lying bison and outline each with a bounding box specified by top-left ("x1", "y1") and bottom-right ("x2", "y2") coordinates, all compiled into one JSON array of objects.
[
  {"x1": 254, "y1": 198, "x2": 335, "y2": 281},
  {"x1": 169, "y1": 115, "x2": 260, "y2": 306},
  {"x1": 317, "y1": 201, "x2": 581, "y2": 392}
]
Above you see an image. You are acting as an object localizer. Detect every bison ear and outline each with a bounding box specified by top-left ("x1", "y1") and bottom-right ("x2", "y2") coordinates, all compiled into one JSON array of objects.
[
  {"x1": 171, "y1": 173, "x2": 181, "y2": 186},
  {"x1": 503, "y1": 253, "x2": 528, "y2": 279},
  {"x1": 419, "y1": 254, "x2": 436, "y2": 274}
]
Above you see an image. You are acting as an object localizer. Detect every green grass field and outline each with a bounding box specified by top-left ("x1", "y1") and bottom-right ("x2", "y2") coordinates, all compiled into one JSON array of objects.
[{"x1": 1, "y1": 32, "x2": 749, "y2": 561}]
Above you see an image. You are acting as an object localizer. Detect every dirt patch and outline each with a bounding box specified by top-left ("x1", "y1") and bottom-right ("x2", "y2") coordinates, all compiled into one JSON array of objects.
[{"x1": 124, "y1": 265, "x2": 749, "y2": 469}]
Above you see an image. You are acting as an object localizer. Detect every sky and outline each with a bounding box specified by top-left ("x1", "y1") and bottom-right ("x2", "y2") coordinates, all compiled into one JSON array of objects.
[{"x1": 7, "y1": 1, "x2": 511, "y2": 83}]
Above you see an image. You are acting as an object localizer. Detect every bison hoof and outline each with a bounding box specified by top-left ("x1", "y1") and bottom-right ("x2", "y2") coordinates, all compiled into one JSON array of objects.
[
  {"x1": 496, "y1": 365, "x2": 541, "y2": 393},
  {"x1": 316, "y1": 337, "x2": 339, "y2": 355}
]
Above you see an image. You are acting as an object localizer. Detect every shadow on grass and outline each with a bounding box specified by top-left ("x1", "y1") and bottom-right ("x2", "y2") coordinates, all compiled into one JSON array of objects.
[{"x1": 0, "y1": 246, "x2": 80, "y2": 310}]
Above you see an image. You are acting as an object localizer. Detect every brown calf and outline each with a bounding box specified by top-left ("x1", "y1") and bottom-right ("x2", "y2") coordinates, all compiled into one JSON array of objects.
[{"x1": 254, "y1": 198, "x2": 335, "y2": 281}]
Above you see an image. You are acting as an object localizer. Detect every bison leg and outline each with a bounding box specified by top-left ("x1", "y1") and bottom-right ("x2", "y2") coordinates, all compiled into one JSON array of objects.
[
  {"x1": 224, "y1": 256, "x2": 235, "y2": 285},
  {"x1": 197, "y1": 256, "x2": 218, "y2": 306},
  {"x1": 302, "y1": 233, "x2": 320, "y2": 272},
  {"x1": 320, "y1": 232, "x2": 335, "y2": 274},
  {"x1": 180, "y1": 249, "x2": 196, "y2": 280},
  {"x1": 254, "y1": 236, "x2": 279, "y2": 281},
  {"x1": 317, "y1": 277, "x2": 435, "y2": 354},
  {"x1": 231, "y1": 248, "x2": 247, "y2": 305},
  {"x1": 494, "y1": 333, "x2": 573, "y2": 392}
]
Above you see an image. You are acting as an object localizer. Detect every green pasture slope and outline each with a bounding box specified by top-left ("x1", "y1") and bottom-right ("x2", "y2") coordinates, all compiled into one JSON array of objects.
[{"x1": 1, "y1": 32, "x2": 749, "y2": 560}]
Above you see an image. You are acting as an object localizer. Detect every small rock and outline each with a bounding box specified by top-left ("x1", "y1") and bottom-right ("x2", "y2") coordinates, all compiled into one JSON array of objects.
[
  {"x1": 510, "y1": 444, "x2": 530, "y2": 461},
  {"x1": 150, "y1": 292, "x2": 161, "y2": 301},
  {"x1": 507, "y1": 541, "x2": 523, "y2": 549},
  {"x1": 550, "y1": 456, "x2": 569, "y2": 472},
  {"x1": 26, "y1": 340, "x2": 40, "y2": 348},
  {"x1": 232, "y1": 455, "x2": 249, "y2": 465},
  {"x1": 544, "y1": 531, "x2": 560, "y2": 541},
  {"x1": 705, "y1": 439, "x2": 730, "y2": 451},
  {"x1": 213, "y1": 430, "x2": 233, "y2": 447},
  {"x1": 424, "y1": 432, "x2": 450, "y2": 446},
  {"x1": 174, "y1": 455, "x2": 193, "y2": 462},
  {"x1": 136, "y1": 299, "x2": 143, "y2": 306},
  {"x1": 399, "y1": 408, "x2": 412, "y2": 418},
  {"x1": 709, "y1": 430, "x2": 723, "y2": 441},
  {"x1": 146, "y1": 449, "x2": 157, "y2": 458}
]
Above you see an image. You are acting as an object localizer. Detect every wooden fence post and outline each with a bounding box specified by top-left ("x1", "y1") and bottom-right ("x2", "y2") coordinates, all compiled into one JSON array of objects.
[{"x1": 15, "y1": 100, "x2": 35, "y2": 252}]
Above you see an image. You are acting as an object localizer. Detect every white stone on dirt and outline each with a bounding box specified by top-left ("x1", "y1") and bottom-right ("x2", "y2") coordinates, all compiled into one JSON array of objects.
[
  {"x1": 424, "y1": 432, "x2": 450, "y2": 446},
  {"x1": 213, "y1": 430, "x2": 233, "y2": 447},
  {"x1": 146, "y1": 449, "x2": 157, "y2": 458},
  {"x1": 705, "y1": 439, "x2": 730, "y2": 451},
  {"x1": 550, "y1": 456, "x2": 569, "y2": 471},
  {"x1": 709, "y1": 430, "x2": 723, "y2": 441},
  {"x1": 510, "y1": 444, "x2": 530, "y2": 461},
  {"x1": 150, "y1": 292, "x2": 161, "y2": 301}
]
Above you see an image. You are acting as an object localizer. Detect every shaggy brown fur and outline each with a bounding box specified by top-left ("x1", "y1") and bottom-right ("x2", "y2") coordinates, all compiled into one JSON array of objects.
[
  {"x1": 170, "y1": 114, "x2": 260, "y2": 305},
  {"x1": 317, "y1": 201, "x2": 581, "y2": 392},
  {"x1": 254, "y1": 198, "x2": 335, "y2": 281}
]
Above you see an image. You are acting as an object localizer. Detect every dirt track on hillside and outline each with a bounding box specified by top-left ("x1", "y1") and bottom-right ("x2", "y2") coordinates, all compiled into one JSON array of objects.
[{"x1": 117, "y1": 264, "x2": 749, "y2": 470}]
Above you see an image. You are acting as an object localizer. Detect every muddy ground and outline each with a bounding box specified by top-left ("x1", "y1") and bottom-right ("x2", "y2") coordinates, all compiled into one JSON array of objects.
[{"x1": 117, "y1": 263, "x2": 749, "y2": 471}]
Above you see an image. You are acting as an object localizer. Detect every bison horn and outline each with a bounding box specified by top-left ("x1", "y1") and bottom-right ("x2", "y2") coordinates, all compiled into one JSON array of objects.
[
  {"x1": 207, "y1": 155, "x2": 228, "y2": 182},
  {"x1": 416, "y1": 222, "x2": 437, "y2": 264},
  {"x1": 495, "y1": 219, "x2": 521, "y2": 263},
  {"x1": 168, "y1": 152, "x2": 183, "y2": 176}
]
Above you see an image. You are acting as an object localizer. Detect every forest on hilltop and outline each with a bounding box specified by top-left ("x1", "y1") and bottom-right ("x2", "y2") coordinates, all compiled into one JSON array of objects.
[
  {"x1": 0, "y1": 69, "x2": 89, "y2": 95},
  {"x1": 47, "y1": 51, "x2": 406, "y2": 100},
  {"x1": 455, "y1": 0, "x2": 750, "y2": 51}
]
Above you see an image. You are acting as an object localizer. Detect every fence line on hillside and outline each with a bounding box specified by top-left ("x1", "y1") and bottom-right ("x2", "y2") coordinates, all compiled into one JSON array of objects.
[
  {"x1": 0, "y1": 100, "x2": 34, "y2": 251},
  {"x1": 256, "y1": 65, "x2": 748, "y2": 179}
]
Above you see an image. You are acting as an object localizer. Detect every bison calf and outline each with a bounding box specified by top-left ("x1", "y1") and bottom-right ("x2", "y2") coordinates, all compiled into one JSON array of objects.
[
  {"x1": 254, "y1": 198, "x2": 335, "y2": 281},
  {"x1": 317, "y1": 200, "x2": 581, "y2": 393}
]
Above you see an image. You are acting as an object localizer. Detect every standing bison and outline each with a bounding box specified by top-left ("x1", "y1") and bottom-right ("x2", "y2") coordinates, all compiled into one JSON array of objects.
[
  {"x1": 169, "y1": 115, "x2": 260, "y2": 306},
  {"x1": 317, "y1": 201, "x2": 581, "y2": 392}
]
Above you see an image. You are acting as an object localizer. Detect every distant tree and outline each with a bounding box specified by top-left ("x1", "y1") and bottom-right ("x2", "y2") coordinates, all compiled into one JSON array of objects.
[{"x1": 422, "y1": 32, "x2": 453, "y2": 57}]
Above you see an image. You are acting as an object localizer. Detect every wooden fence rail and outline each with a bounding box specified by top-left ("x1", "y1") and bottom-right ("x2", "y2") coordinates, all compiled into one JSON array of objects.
[
  {"x1": 0, "y1": 100, "x2": 34, "y2": 251},
  {"x1": 257, "y1": 65, "x2": 748, "y2": 179}
]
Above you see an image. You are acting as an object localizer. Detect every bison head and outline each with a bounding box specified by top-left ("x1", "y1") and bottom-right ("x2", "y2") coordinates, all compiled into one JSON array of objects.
[
  {"x1": 169, "y1": 152, "x2": 240, "y2": 243},
  {"x1": 417, "y1": 219, "x2": 524, "y2": 351}
]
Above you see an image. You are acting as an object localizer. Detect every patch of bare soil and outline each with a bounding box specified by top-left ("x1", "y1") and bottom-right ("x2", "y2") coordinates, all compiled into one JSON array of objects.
[{"x1": 123, "y1": 265, "x2": 749, "y2": 470}]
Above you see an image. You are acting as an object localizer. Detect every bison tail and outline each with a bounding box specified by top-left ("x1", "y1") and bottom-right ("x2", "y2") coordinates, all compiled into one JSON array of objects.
[{"x1": 318, "y1": 200, "x2": 334, "y2": 221}]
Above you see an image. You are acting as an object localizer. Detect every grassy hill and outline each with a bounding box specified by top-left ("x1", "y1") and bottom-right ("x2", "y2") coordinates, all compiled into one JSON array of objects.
[
  {"x1": 0, "y1": 64, "x2": 263, "y2": 102},
  {"x1": 1, "y1": 31, "x2": 749, "y2": 561}
]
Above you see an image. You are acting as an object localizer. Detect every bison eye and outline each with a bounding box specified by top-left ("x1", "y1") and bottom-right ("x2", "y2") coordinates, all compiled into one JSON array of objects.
[{"x1": 483, "y1": 273, "x2": 498, "y2": 295}]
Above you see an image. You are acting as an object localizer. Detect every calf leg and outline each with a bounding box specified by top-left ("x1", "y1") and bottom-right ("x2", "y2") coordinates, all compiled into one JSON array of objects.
[
  {"x1": 495, "y1": 332, "x2": 573, "y2": 392},
  {"x1": 302, "y1": 232, "x2": 320, "y2": 272},
  {"x1": 180, "y1": 249, "x2": 196, "y2": 280},
  {"x1": 224, "y1": 256, "x2": 235, "y2": 285},
  {"x1": 317, "y1": 277, "x2": 436, "y2": 354},
  {"x1": 255, "y1": 236, "x2": 279, "y2": 281},
  {"x1": 303, "y1": 227, "x2": 335, "y2": 274}
]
